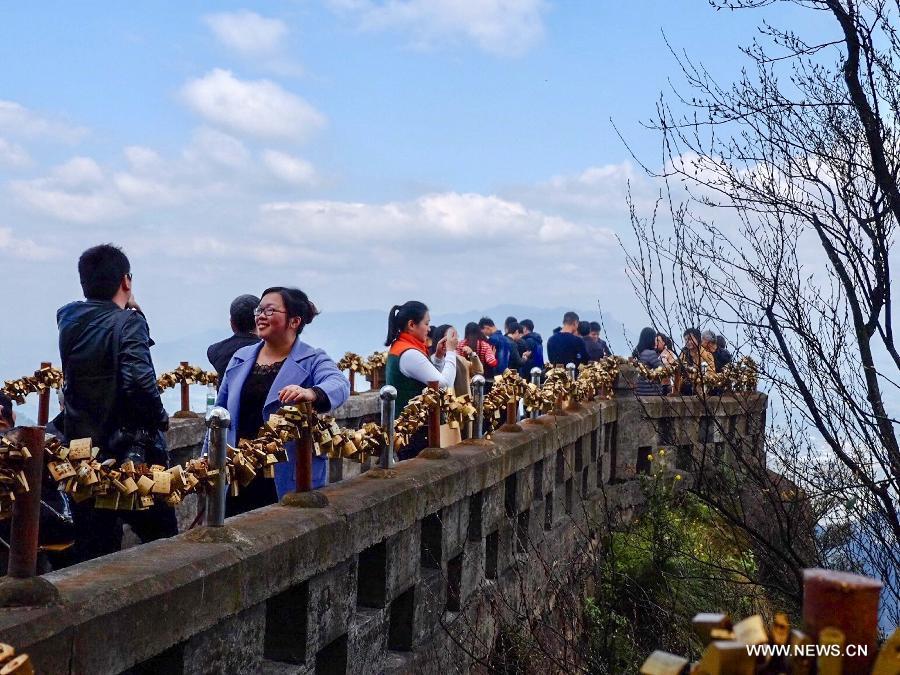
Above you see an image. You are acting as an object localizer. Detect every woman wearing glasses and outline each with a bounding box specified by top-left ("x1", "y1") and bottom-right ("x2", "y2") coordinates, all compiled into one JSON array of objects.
[{"x1": 215, "y1": 286, "x2": 350, "y2": 515}]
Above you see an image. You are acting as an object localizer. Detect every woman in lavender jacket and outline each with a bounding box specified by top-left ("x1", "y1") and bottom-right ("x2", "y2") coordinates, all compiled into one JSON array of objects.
[{"x1": 216, "y1": 286, "x2": 349, "y2": 515}]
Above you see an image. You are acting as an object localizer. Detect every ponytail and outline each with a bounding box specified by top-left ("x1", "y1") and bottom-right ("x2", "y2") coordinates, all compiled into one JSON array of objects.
[
  {"x1": 385, "y1": 304, "x2": 402, "y2": 347},
  {"x1": 385, "y1": 300, "x2": 429, "y2": 346}
]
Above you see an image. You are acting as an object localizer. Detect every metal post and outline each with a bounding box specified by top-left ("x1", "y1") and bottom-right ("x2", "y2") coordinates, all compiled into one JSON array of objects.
[
  {"x1": 530, "y1": 367, "x2": 541, "y2": 419},
  {"x1": 179, "y1": 360, "x2": 191, "y2": 414},
  {"x1": 380, "y1": 386, "x2": 397, "y2": 469},
  {"x1": 37, "y1": 361, "x2": 52, "y2": 427},
  {"x1": 205, "y1": 407, "x2": 230, "y2": 527},
  {"x1": 427, "y1": 381, "x2": 441, "y2": 449},
  {"x1": 565, "y1": 362, "x2": 584, "y2": 412},
  {"x1": 471, "y1": 375, "x2": 485, "y2": 440},
  {"x1": 8, "y1": 427, "x2": 44, "y2": 578},
  {"x1": 296, "y1": 424, "x2": 313, "y2": 493}
]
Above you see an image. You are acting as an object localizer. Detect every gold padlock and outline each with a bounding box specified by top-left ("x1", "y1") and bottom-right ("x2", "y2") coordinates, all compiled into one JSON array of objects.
[{"x1": 0, "y1": 653, "x2": 33, "y2": 675}]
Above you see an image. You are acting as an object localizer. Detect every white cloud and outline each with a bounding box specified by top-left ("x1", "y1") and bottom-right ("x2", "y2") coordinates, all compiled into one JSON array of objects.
[
  {"x1": 0, "y1": 226, "x2": 63, "y2": 261},
  {"x1": 262, "y1": 149, "x2": 317, "y2": 186},
  {"x1": 183, "y1": 127, "x2": 250, "y2": 169},
  {"x1": 517, "y1": 161, "x2": 656, "y2": 218},
  {"x1": 327, "y1": 0, "x2": 547, "y2": 57},
  {"x1": 50, "y1": 156, "x2": 105, "y2": 186},
  {"x1": 9, "y1": 155, "x2": 173, "y2": 223},
  {"x1": 204, "y1": 11, "x2": 288, "y2": 56},
  {"x1": 0, "y1": 100, "x2": 87, "y2": 143},
  {"x1": 180, "y1": 69, "x2": 325, "y2": 141},
  {"x1": 259, "y1": 191, "x2": 615, "y2": 250},
  {"x1": 0, "y1": 138, "x2": 31, "y2": 168}
]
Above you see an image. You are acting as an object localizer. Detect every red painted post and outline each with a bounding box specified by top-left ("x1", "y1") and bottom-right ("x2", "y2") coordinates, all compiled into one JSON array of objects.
[
  {"x1": 554, "y1": 392, "x2": 568, "y2": 416},
  {"x1": 506, "y1": 400, "x2": 518, "y2": 426},
  {"x1": 427, "y1": 381, "x2": 441, "y2": 449},
  {"x1": 8, "y1": 427, "x2": 44, "y2": 578},
  {"x1": 295, "y1": 425, "x2": 313, "y2": 493},
  {"x1": 179, "y1": 361, "x2": 191, "y2": 414},
  {"x1": 37, "y1": 362, "x2": 51, "y2": 427}
]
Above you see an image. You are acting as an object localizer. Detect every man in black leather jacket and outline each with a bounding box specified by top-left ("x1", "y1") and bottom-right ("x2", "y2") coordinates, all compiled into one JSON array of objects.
[{"x1": 57, "y1": 244, "x2": 176, "y2": 562}]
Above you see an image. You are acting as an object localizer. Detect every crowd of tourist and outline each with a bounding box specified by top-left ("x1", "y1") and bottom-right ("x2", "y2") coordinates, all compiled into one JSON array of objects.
[
  {"x1": 0, "y1": 243, "x2": 738, "y2": 571},
  {"x1": 633, "y1": 326, "x2": 733, "y2": 396}
]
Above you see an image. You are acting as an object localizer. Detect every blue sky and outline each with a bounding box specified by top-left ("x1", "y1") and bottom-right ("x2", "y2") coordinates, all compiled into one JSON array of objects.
[{"x1": 0, "y1": 0, "x2": 822, "y2": 377}]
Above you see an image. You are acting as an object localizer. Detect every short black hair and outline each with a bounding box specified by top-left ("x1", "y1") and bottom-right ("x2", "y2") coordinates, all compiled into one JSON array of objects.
[
  {"x1": 260, "y1": 287, "x2": 319, "y2": 334},
  {"x1": 577, "y1": 321, "x2": 590, "y2": 337},
  {"x1": 506, "y1": 322, "x2": 521, "y2": 334},
  {"x1": 504, "y1": 316, "x2": 518, "y2": 332},
  {"x1": 589, "y1": 321, "x2": 601, "y2": 333},
  {"x1": 683, "y1": 327, "x2": 701, "y2": 341},
  {"x1": 520, "y1": 319, "x2": 534, "y2": 332},
  {"x1": 563, "y1": 311, "x2": 579, "y2": 325},
  {"x1": 716, "y1": 335, "x2": 728, "y2": 349},
  {"x1": 0, "y1": 393, "x2": 13, "y2": 426},
  {"x1": 78, "y1": 244, "x2": 130, "y2": 300},
  {"x1": 478, "y1": 317, "x2": 495, "y2": 329},
  {"x1": 230, "y1": 294, "x2": 260, "y2": 333}
]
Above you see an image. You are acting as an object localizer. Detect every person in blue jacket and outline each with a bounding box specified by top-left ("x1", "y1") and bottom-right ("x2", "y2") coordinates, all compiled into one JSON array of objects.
[{"x1": 216, "y1": 286, "x2": 349, "y2": 515}]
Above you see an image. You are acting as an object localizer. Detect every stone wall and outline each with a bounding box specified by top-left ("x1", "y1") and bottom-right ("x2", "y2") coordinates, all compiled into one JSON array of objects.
[{"x1": 0, "y1": 389, "x2": 766, "y2": 674}]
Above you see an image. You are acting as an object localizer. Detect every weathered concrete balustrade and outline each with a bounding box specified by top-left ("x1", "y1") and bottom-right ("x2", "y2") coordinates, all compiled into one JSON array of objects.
[{"x1": 0, "y1": 390, "x2": 766, "y2": 674}]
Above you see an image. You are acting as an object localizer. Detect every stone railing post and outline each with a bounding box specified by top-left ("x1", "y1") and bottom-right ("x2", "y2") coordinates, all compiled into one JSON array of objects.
[{"x1": 205, "y1": 407, "x2": 230, "y2": 528}]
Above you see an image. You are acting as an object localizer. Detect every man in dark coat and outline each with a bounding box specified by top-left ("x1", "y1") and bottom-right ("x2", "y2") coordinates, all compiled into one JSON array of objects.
[
  {"x1": 519, "y1": 319, "x2": 544, "y2": 377},
  {"x1": 57, "y1": 244, "x2": 175, "y2": 562},
  {"x1": 546, "y1": 312, "x2": 589, "y2": 367},
  {"x1": 207, "y1": 294, "x2": 260, "y2": 379},
  {"x1": 714, "y1": 334, "x2": 733, "y2": 372}
]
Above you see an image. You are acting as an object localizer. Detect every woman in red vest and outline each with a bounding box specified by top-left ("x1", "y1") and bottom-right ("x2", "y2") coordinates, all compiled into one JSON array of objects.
[{"x1": 385, "y1": 301, "x2": 458, "y2": 459}]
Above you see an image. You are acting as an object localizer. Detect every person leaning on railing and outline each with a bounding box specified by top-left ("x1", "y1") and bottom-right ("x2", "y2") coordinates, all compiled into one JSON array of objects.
[
  {"x1": 677, "y1": 327, "x2": 716, "y2": 395},
  {"x1": 385, "y1": 301, "x2": 458, "y2": 460},
  {"x1": 633, "y1": 327, "x2": 665, "y2": 397},
  {"x1": 656, "y1": 332, "x2": 678, "y2": 395},
  {"x1": 215, "y1": 287, "x2": 349, "y2": 515}
]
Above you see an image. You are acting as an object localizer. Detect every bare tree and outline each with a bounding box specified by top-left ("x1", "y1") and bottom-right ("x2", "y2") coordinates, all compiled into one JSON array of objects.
[{"x1": 623, "y1": 0, "x2": 900, "y2": 624}]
